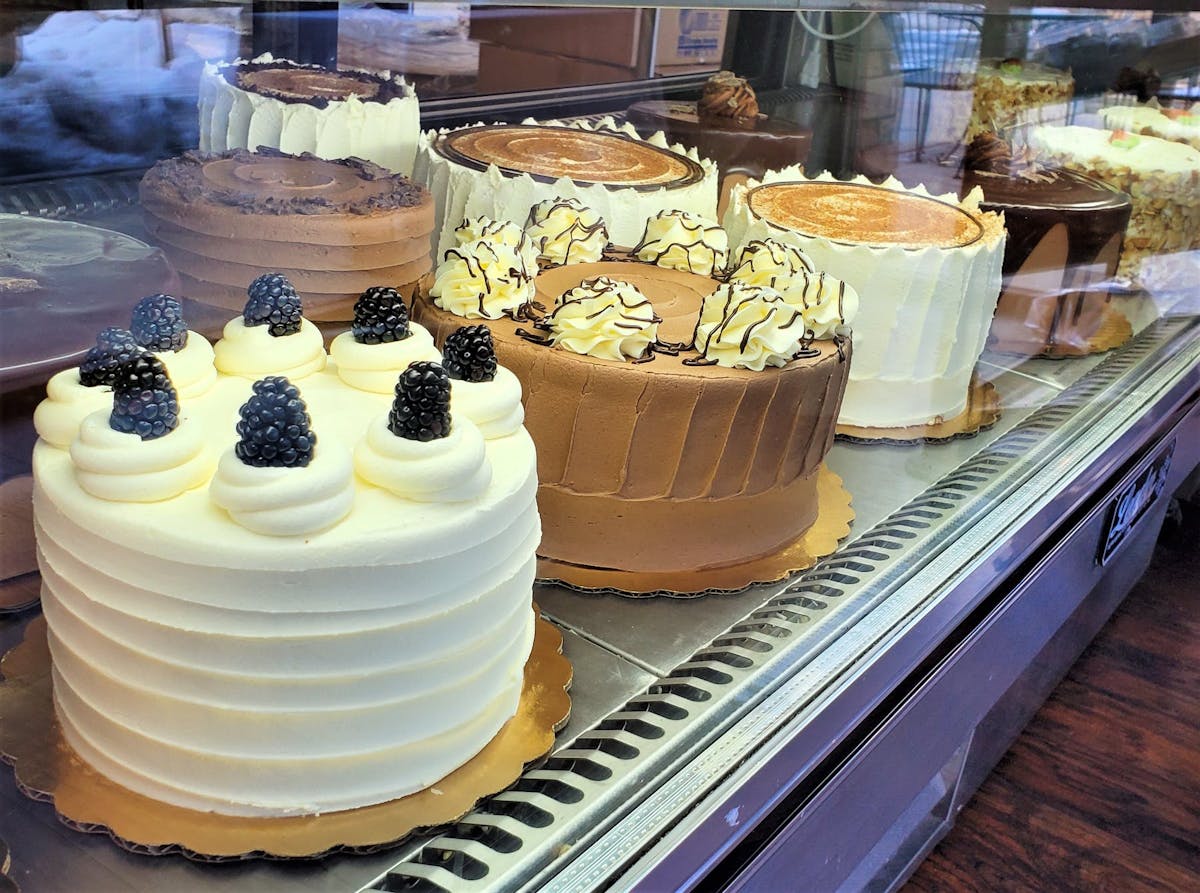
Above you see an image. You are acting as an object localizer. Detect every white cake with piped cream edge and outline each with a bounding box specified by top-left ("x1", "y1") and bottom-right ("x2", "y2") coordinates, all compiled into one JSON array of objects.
[
  {"x1": 415, "y1": 117, "x2": 719, "y2": 258},
  {"x1": 725, "y1": 169, "x2": 1006, "y2": 430},
  {"x1": 199, "y1": 53, "x2": 421, "y2": 175},
  {"x1": 32, "y1": 281, "x2": 539, "y2": 818}
]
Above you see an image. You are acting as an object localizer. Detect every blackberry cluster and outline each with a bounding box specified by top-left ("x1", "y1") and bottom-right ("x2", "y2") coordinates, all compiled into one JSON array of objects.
[
  {"x1": 442, "y1": 325, "x2": 498, "y2": 383},
  {"x1": 243, "y1": 273, "x2": 302, "y2": 337},
  {"x1": 79, "y1": 327, "x2": 143, "y2": 387},
  {"x1": 234, "y1": 376, "x2": 316, "y2": 467},
  {"x1": 352, "y1": 286, "x2": 411, "y2": 344},
  {"x1": 131, "y1": 293, "x2": 188, "y2": 351},
  {"x1": 109, "y1": 354, "x2": 180, "y2": 441},
  {"x1": 388, "y1": 361, "x2": 452, "y2": 441}
]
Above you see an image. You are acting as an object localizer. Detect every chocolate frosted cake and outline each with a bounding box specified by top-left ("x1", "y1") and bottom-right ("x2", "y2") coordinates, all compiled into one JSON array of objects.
[
  {"x1": 963, "y1": 135, "x2": 1133, "y2": 357},
  {"x1": 199, "y1": 53, "x2": 421, "y2": 174},
  {"x1": 626, "y1": 72, "x2": 813, "y2": 206},
  {"x1": 140, "y1": 149, "x2": 435, "y2": 323}
]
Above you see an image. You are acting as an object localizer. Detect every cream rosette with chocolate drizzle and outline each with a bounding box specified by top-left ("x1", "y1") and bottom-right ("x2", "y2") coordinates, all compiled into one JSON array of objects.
[
  {"x1": 454, "y1": 217, "x2": 540, "y2": 277},
  {"x1": 524, "y1": 197, "x2": 609, "y2": 266},
  {"x1": 430, "y1": 238, "x2": 536, "y2": 320},
  {"x1": 728, "y1": 238, "x2": 815, "y2": 288},
  {"x1": 546, "y1": 276, "x2": 660, "y2": 361},
  {"x1": 632, "y1": 210, "x2": 729, "y2": 276},
  {"x1": 693, "y1": 282, "x2": 808, "y2": 371}
]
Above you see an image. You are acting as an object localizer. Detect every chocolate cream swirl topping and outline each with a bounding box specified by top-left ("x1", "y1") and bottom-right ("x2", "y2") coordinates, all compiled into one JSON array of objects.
[
  {"x1": 698, "y1": 70, "x2": 760, "y2": 120},
  {"x1": 964, "y1": 133, "x2": 1054, "y2": 183}
]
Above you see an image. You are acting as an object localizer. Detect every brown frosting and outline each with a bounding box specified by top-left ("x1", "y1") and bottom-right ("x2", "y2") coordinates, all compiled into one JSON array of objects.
[
  {"x1": 412, "y1": 259, "x2": 850, "y2": 574},
  {"x1": 748, "y1": 181, "x2": 983, "y2": 249},
  {"x1": 698, "y1": 71, "x2": 760, "y2": 121},
  {"x1": 436, "y1": 125, "x2": 705, "y2": 189},
  {"x1": 222, "y1": 59, "x2": 409, "y2": 108}
]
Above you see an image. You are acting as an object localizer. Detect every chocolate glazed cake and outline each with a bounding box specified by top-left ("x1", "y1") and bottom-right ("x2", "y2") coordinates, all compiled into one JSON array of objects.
[
  {"x1": 140, "y1": 149, "x2": 434, "y2": 324},
  {"x1": 414, "y1": 257, "x2": 851, "y2": 577},
  {"x1": 963, "y1": 135, "x2": 1133, "y2": 357}
]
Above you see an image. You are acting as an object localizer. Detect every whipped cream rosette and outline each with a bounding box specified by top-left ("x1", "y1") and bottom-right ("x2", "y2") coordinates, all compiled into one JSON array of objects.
[
  {"x1": 547, "y1": 276, "x2": 660, "y2": 361},
  {"x1": 34, "y1": 370, "x2": 114, "y2": 449},
  {"x1": 199, "y1": 53, "x2": 421, "y2": 174},
  {"x1": 214, "y1": 274, "x2": 327, "y2": 380},
  {"x1": 441, "y1": 325, "x2": 525, "y2": 439},
  {"x1": 632, "y1": 210, "x2": 729, "y2": 276},
  {"x1": 693, "y1": 282, "x2": 807, "y2": 371},
  {"x1": 430, "y1": 237, "x2": 536, "y2": 320},
  {"x1": 415, "y1": 116, "x2": 719, "y2": 257},
  {"x1": 725, "y1": 168, "x2": 1005, "y2": 428},
  {"x1": 151, "y1": 335, "x2": 217, "y2": 399},
  {"x1": 728, "y1": 238, "x2": 816, "y2": 288},
  {"x1": 524, "y1": 197, "x2": 609, "y2": 266},
  {"x1": 331, "y1": 285, "x2": 442, "y2": 393}
]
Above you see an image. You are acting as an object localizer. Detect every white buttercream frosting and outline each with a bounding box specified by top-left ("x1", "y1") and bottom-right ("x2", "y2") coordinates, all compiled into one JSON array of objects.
[
  {"x1": 355, "y1": 413, "x2": 492, "y2": 502},
  {"x1": 330, "y1": 324, "x2": 441, "y2": 394},
  {"x1": 524, "y1": 197, "x2": 609, "y2": 265},
  {"x1": 1027, "y1": 124, "x2": 1200, "y2": 176},
  {"x1": 70, "y1": 412, "x2": 214, "y2": 503},
  {"x1": 693, "y1": 282, "x2": 805, "y2": 371},
  {"x1": 430, "y1": 239, "x2": 536, "y2": 320},
  {"x1": 153, "y1": 332, "x2": 217, "y2": 399},
  {"x1": 213, "y1": 316, "x2": 327, "y2": 380},
  {"x1": 450, "y1": 366, "x2": 524, "y2": 439},
  {"x1": 209, "y1": 444, "x2": 355, "y2": 536},
  {"x1": 632, "y1": 210, "x2": 728, "y2": 276},
  {"x1": 454, "y1": 217, "x2": 539, "y2": 277},
  {"x1": 728, "y1": 238, "x2": 816, "y2": 288},
  {"x1": 34, "y1": 370, "x2": 112, "y2": 449},
  {"x1": 547, "y1": 276, "x2": 660, "y2": 361}
]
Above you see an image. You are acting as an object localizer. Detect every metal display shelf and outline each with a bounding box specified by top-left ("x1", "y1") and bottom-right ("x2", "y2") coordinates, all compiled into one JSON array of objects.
[{"x1": 2, "y1": 310, "x2": 1197, "y2": 891}]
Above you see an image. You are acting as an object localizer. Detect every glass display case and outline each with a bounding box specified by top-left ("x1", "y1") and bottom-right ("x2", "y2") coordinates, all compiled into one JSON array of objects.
[{"x1": 1, "y1": 2, "x2": 1198, "y2": 891}]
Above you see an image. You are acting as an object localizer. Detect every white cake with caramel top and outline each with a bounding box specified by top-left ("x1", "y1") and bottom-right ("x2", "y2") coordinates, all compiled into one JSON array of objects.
[{"x1": 32, "y1": 275, "x2": 540, "y2": 817}]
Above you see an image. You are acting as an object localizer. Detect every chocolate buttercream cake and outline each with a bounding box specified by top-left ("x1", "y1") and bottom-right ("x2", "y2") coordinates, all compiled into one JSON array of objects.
[
  {"x1": 963, "y1": 134, "x2": 1133, "y2": 357},
  {"x1": 140, "y1": 149, "x2": 434, "y2": 323}
]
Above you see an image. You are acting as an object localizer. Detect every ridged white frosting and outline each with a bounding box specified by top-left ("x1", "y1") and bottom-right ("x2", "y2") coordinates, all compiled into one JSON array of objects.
[
  {"x1": 213, "y1": 316, "x2": 327, "y2": 380},
  {"x1": 450, "y1": 366, "x2": 525, "y2": 439},
  {"x1": 548, "y1": 276, "x2": 659, "y2": 361},
  {"x1": 415, "y1": 116, "x2": 719, "y2": 258},
  {"x1": 524, "y1": 197, "x2": 608, "y2": 265},
  {"x1": 33, "y1": 370, "x2": 112, "y2": 449},
  {"x1": 694, "y1": 282, "x2": 805, "y2": 371},
  {"x1": 430, "y1": 239, "x2": 536, "y2": 320},
  {"x1": 329, "y1": 323, "x2": 441, "y2": 393},
  {"x1": 725, "y1": 169, "x2": 1005, "y2": 427},
  {"x1": 198, "y1": 53, "x2": 421, "y2": 175},
  {"x1": 33, "y1": 345, "x2": 540, "y2": 816},
  {"x1": 70, "y1": 412, "x2": 214, "y2": 503},
  {"x1": 632, "y1": 210, "x2": 728, "y2": 276},
  {"x1": 153, "y1": 332, "x2": 217, "y2": 399}
]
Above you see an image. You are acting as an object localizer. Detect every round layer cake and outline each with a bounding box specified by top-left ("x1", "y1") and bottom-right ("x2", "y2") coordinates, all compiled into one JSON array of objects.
[
  {"x1": 413, "y1": 258, "x2": 850, "y2": 576},
  {"x1": 415, "y1": 121, "x2": 719, "y2": 256},
  {"x1": 140, "y1": 149, "x2": 434, "y2": 323},
  {"x1": 199, "y1": 53, "x2": 421, "y2": 174},
  {"x1": 725, "y1": 172, "x2": 1005, "y2": 429},
  {"x1": 962, "y1": 136, "x2": 1132, "y2": 356},
  {"x1": 968, "y1": 58, "x2": 1073, "y2": 140},
  {"x1": 32, "y1": 295, "x2": 540, "y2": 816}
]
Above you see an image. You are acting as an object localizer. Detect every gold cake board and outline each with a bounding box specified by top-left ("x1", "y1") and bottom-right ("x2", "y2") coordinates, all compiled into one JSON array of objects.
[
  {"x1": 835, "y1": 372, "x2": 1002, "y2": 446},
  {"x1": 0, "y1": 611, "x2": 572, "y2": 860},
  {"x1": 987, "y1": 303, "x2": 1133, "y2": 359},
  {"x1": 537, "y1": 464, "x2": 854, "y2": 597}
]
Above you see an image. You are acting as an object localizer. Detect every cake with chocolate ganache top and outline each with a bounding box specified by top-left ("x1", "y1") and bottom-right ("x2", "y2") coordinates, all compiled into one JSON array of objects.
[
  {"x1": 140, "y1": 148, "x2": 434, "y2": 324},
  {"x1": 725, "y1": 169, "x2": 1005, "y2": 430},
  {"x1": 1026, "y1": 125, "x2": 1200, "y2": 285},
  {"x1": 413, "y1": 206, "x2": 856, "y2": 579},
  {"x1": 961, "y1": 134, "x2": 1132, "y2": 356},
  {"x1": 626, "y1": 71, "x2": 813, "y2": 197},
  {"x1": 415, "y1": 118, "x2": 719, "y2": 257},
  {"x1": 199, "y1": 53, "x2": 421, "y2": 174},
  {"x1": 32, "y1": 274, "x2": 541, "y2": 817}
]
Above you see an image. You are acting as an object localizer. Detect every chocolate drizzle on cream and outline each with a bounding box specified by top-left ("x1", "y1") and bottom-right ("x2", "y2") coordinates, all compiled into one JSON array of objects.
[
  {"x1": 631, "y1": 210, "x2": 729, "y2": 276},
  {"x1": 524, "y1": 198, "x2": 610, "y2": 266}
]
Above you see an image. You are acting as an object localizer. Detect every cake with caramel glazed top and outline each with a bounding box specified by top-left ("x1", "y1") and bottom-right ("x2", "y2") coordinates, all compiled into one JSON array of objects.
[
  {"x1": 415, "y1": 119, "x2": 719, "y2": 256},
  {"x1": 961, "y1": 134, "x2": 1133, "y2": 357},
  {"x1": 413, "y1": 205, "x2": 856, "y2": 583},
  {"x1": 31, "y1": 274, "x2": 542, "y2": 817},
  {"x1": 140, "y1": 148, "x2": 435, "y2": 324},
  {"x1": 725, "y1": 170, "x2": 1005, "y2": 430},
  {"x1": 199, "y1": 53, "x2": 421, "y2": 174}
]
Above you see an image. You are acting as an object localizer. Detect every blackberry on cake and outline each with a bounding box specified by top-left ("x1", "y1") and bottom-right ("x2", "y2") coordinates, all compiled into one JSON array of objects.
[
  {"x1": 79, "y1": 327, "x2": 142, "y2": 387},
  {"x1": 131, "y1": 293, "x2": 188, "y2": 351},
  {"x1": 234, "y1": 376, "x2": 316, "y2": 467},
  {"x1": 109, "y1": 353, "x2": 179, "y2": 440},
  {"x1": 389, "y1": 361, "x2": 452, "y2": 441},
  {"x1": 244, "y1": 273, "x2": 303, "y2": 337},
  {"x1": 442, "y1": 325, "x2": 498, "y2": 383},
  {"x1": 353, "y1": 285, "x2": 411, "y2": 344}
]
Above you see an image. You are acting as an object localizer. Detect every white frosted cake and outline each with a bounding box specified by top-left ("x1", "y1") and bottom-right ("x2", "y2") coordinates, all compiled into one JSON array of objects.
[
  {"x1": 1027, "y1": 125, "x2": 1200, "y2": 284},
  {"x1": 32, "y1": 282, "x2": 540, "y2": 817},
  {"x1": 415, "y1": 118, "x2": 719, "y2": 257},
  {"x1": 199, "y1": 53, "x2": 421, "y2": 175},
  {"x1": 1098, "y1": 103, "x2": 1200, "y2": 151},
  {"x1": 725, "y1": 170, "x2": 1005, "y2": 429}
]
